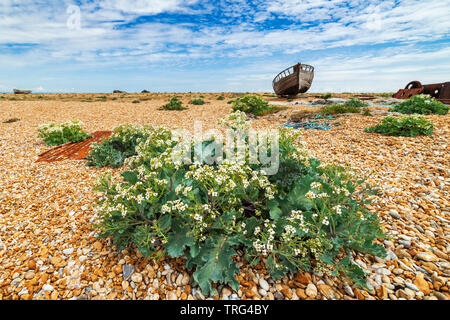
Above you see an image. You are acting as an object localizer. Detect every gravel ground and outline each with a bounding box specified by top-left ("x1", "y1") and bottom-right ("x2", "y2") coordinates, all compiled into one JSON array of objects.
[{"x1": 0, "y1": 94, "x2": 449, "y2": 300}]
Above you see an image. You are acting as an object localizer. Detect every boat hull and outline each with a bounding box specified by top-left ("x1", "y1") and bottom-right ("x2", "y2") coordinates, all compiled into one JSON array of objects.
[
  {"x1": 13, "y1": 89, "x2": 32, "y2": 94},
  {"x1": 273, "y1": 63, "x2": 314, "y2": 97}
]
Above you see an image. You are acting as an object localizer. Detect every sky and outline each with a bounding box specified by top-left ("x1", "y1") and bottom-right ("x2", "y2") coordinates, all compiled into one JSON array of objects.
[{"x1": 0, "y1": 0, "x2": 449, "y2": 93}]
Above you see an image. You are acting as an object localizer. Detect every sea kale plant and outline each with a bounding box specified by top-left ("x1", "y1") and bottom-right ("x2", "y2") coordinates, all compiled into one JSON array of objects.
[
  {"x1": 93, "y1": 111, "x2": 386, "y2": 295},
  {"x1": 389, "y1": 94, "x2": 449, "y2": 115},
  {"x1": 232, "y1": 95, "x2": 284, "y2": 116},
  {"x1": 38, "y1": 120, "x2": 92, "y2": 146},
  {"x1": 86, "y1": 124, "x2": 173, "y2": 168},
  {"x1": 160, "y1": 97, "x2": 186, "y2": 111},
  {"x1": 365, "y1": 115, "x2": 434, "y2": 137},
  {"x1": 191, "y1": 98, "x2": 206, "y2": 105}
]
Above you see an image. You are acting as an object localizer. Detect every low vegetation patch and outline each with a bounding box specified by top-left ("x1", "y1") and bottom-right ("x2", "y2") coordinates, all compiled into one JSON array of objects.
[
  {"x1": 389, "y1": 95, "x2": 449, "y2": 115},
  {"x1": 94, "y1": 112, "x2": 386, "y2": 295},
  {"x1": 160, "y1": 97, "x2": 186, "y2": 111},
  {"x1": 38, "y1": 120, "x2": 92, "y2": 146},
  {"x1": 344, "y1": 98, "x2": 369, "y2": 108},
  {"x1": 191, "y1": 98, "x2": 205, "y2": 105},
  {"x1": 217, "y1": 95, "x2": 225, "y2": 100},
  {"x1": 232, "y1": 95, "x2": 286, "y2": 116},
  {"x1": 320, "y1": 98, "x2": 367, "y2": 116},
  {"x1": 320, "y1": 93, "x2": 332, "y2": 100},
  {"x1": 365, "y1": 115, "x2": 434, "y2": 137}
]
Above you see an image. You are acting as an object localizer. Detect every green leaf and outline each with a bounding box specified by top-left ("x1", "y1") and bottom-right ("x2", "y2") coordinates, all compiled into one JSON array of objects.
[
  {"x1": 164, "y1": 221, "x2": 195, "y2": 258},
  {"x1": 192, "y1": 236, "x2": 240, "y2": 295},
  {"x1": 122, "y1": 171, "x2": 139, "y2": 185}
]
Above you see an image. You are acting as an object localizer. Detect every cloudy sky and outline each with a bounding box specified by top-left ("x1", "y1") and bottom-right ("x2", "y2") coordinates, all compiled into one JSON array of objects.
[{"x1": 0, "y1": 0, "x2": 449, "y2": 93}]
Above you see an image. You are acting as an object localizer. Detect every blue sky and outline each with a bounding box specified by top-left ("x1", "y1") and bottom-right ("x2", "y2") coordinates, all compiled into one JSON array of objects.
[{"x1": 0, "y1": 0, "x2": 449, "y2": 93}]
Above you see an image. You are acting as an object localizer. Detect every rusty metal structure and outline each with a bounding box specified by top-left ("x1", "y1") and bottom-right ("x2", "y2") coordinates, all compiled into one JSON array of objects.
[
  {"x1": 36, "y1": 131, "x2": 112, "y2": 162},
  {"x1": 393, "y1": 81, "x2": 450, "y2": 104},
  {"x1": 273, "y1": 63, "x2": 314, "y2": 97}
]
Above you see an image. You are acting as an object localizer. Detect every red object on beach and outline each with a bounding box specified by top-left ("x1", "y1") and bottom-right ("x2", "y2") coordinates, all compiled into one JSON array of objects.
[{"x1": 36, "y1": 131, "x2": 113, "y2": 162}]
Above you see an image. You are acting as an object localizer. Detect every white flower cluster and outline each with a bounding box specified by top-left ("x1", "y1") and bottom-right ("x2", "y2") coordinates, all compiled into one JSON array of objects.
[
  {"x1": 305, "y1": 190, "x2": 329, "y2": 200},
  {"x1": 333, "y1": 186, "x2": 350, "y2": 197},
  {"x1": 333, "y1": 205, "x2": 342, "y2": 215},
  {"x1": 175, "y1": 185, "x2": 193, "y2": 197},
  {"x1": 161, "y1": 199, "x2": 188, "y2": 214},
  {"x1": 219, "y1": 111, "x2": 250, "y2": 131}
]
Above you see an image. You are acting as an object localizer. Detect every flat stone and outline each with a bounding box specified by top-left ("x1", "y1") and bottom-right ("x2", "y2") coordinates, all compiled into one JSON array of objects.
[{"x1": 122, "y1": 264, "x2": 135, "y2": 280}]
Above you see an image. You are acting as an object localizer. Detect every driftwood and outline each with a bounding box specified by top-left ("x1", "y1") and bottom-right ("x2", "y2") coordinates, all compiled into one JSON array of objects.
[{"x1": 273, "y1": 63, "x2": 314, "y2": 97}]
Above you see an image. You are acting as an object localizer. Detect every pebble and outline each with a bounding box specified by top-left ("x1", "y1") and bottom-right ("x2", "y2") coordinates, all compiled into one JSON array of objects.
[
  {"x1": 259, "y1": 278, "x2": 270, "y2": 292},
  {"x1": 123, "y1": 265, "x2": 135, "y2": 280},
  {"x1": 305, "y1": 284, "x2": 317, "y2": 298},
  {"x1": 42, "y1": 284, "x2": 54, "y2": 292}
]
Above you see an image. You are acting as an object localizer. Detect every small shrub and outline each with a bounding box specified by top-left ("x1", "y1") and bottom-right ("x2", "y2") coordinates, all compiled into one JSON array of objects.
[
  {"x1": 191, "y1": 98, "x2": 205, "y2": 105},
  {"x1": 160, "y1": 97, "x2": 186, "y2": 111},
  {"x1": 97, "y1": 95, "x2": 107, "y2": 100},
  {"x1": 320, "y1": 104, "x2": 361, "y2": 116},
  {"x1": 94, "y1": 112, "x2": 386, "y2": 295},
  {"x1": 217, "y1": 96, "x2": 225, "y2": 100},
  {"x1": 232, "y1": 95, "x2": 284, "y2": 116},
  {"x1": 365, "y1": 115, "x2": 434, "y2": 137},
  {"x1": 345, "y1": 98, "x2": 369, "y2": 108},
  {"x1": 9, "y1": 97, "x2": 17, "y2": 101},
  {"x1": 362, "y1": 108, "x2": 372, "y2": 116},
  {"x1": 320, "y1": 93, "x2": 332, "y2": 100},
  {"x1": 389, "y1": 94, "x2": 449, "y2": 115},
  {"x1": 38, "y1": 120, "x2": 92, "y2": 146},
  {"x1": 227, "y1": 100, "x2": 234, "y2": 104},
  {"x1": 132, "y1": 99, "x2": 140, "y2": 104},
  {"x1": 111, "y1": 97, "x2": 118, "y2": 101}
]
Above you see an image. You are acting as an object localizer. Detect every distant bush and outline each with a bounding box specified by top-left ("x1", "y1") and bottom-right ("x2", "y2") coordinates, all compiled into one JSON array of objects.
[
  {"x1": 320, "y1": 104, "x2": 361, "y2": 116},
  {"x1": 362, "y1": 108, "x2": 372, "y2": 116},
  {"x1": 160, "y1": 97, "x2": 186, "y2": 111},
  {"x1": 38, "y1": 120, "x2": 92, "y2": 146},
  {"x1": 320, "y1": 98, "x2": 368, "y2": 116},
  {"x1": 320, "y1": 93, "x2": 332, "y2": 100},
  {"x1": 232, "y1": 95, "x2": 284, "y2": 116},
  {"x1": 217, "y1": 95, "x2": 225, "y2": 100},
  {"x1": 191, "y1": 98, "x2": 205, "y2": 105},
  {"x1": 132, "y1": 99, "x2": 140, "y2": 104},
  {"x1": 365, "y1": 115, "x2": 434, "y2": 137},
  {"x1": 389, "y1": 95, "x2": 449, "y2": 115},
  {"x1": 344, "y1": 98, "x2": 369, "y2": 108}
]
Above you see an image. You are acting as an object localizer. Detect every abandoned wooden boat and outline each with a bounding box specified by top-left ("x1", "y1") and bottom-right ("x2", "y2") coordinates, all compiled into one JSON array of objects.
[
  {"x1": 13, "y1": 89, "x2": 32, "y2": 94},
  {"x1": 273, "y1": 63, "x2": 314, "y2": 97}
]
